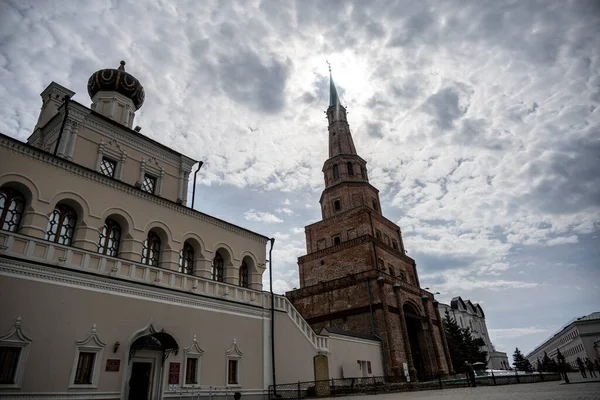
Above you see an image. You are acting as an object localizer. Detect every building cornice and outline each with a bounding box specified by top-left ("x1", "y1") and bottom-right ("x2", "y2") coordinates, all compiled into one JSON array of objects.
[
  {"x1": 0, "y1": 134, "x2": 269, "y2": 243},
  {"x1": 0, "y1": 256, "x2": 268, "y2": 319}
]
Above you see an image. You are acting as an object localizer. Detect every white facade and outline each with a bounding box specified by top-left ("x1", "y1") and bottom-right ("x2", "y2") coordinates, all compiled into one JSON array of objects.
[
  {"x1": 437, "y1": 297, "x2": 510, "y2": 370},
  {"x1": 0, "y1": 62, "x2": 384, "y2": 399},
  {"x1": 525, "y1": 312, "x2": 600, "y2": 370}
]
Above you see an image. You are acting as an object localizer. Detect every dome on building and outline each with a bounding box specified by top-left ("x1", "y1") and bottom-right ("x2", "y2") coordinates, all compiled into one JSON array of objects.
[{"x1": 87, "y1": 61, "x2": 145, "y2": 110}]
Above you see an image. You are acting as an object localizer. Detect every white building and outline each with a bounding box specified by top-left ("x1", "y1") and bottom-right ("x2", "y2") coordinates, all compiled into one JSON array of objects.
[
  {"x1": 437, "y1": 297, "x2": 510, "y2": 370},
  {"x1": 0, "y1": 61, "x2": 384, "y2": 400},
  {"x1": 526, "y1": 312, "x2": 600, "y2": 370}
]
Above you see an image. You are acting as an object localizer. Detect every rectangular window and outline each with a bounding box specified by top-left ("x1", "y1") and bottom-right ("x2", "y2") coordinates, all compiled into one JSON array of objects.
[
  {"x1": 334, "y1": 200, "x2": 341, "y2": 211},
  {"x1": 360, "y1": 166, "x2": 366, "y2": 179},
  {"x1": 378, "y1": 258, "x2": 384, "y2": 270},
  {"x1": 185, "y1": 358, "x2": 198, "y2": 384},
  {"x1": 372, "y1": 199, "x2": 378, "y2": 212},
  {"x1": 333, "y1": 236, "x2": 341, "y2": 246},
  {"x1": 333, "y1": 164, "x2": 339, "y2": 179},
  {"x1": 74, "y1": 352, "x2": 95, "y2": 384},
  {"x1": 388, "y1": 264, "x2": 395, "y2": 277},
  {"x1": 347, "y1": 162, "x2": 354, "y2": 176},
  {"x1": 99, "y1": 157, "x2": 117, "y2": 178},
  {"x1": 367, "y1": 361, "x2": 372, "y2": 374},
  {"x1": 141, "y1": 174, "x2": 157, "y2": 194},
  {"x1": 228, "y1": 359, "x2": 238, "y2": 385},
  {"x1": 0, "y1": 347, "x2": 21, "y2": 384},
  {"x1": 392, "y1": 239, "x2": 398, "y2": 250}
]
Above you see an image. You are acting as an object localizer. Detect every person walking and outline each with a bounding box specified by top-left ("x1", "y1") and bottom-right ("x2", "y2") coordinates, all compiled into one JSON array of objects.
[
  {"x1": 585, "y1": 358, "x2": 597, "y2": 378},
  {"x1": 576, "y1": 357, "x2": 587, "y2": 378},
  {"x1": 464, "y1": 361, "x2": 476, "y2": 387}
]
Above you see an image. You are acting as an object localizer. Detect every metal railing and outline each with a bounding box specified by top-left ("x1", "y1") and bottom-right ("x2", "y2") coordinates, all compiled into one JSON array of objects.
[{"x1": 268, "y1": 371, "x2": 561, "y2": 399}]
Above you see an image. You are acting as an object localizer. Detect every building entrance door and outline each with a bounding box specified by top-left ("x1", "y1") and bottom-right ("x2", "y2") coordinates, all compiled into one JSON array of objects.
[{"x1": 128, "y1": 361, "x2": 153, "y2": 400}]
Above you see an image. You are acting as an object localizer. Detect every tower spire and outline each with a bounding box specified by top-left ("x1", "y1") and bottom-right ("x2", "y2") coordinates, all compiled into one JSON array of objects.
[{"x1": 327, "y1": 61, "x2": 341, "y2": 107}]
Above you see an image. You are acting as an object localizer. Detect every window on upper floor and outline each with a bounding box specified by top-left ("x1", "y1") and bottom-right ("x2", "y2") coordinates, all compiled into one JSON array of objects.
[
  {"x1": 97, "y1": 218, "x2": 121, "y2": 257},
  {"x1": 376, "y1": 230, "x2": 381, "y2": 240},
  {"x1": 141, "y1": 231, "x2": 161, "y2": 266},
  {"x1": 392, "y1": 239, "x2": 398, "y2": 250},
  {"x1": 0, "y1": 347, "x2": 21, "y2": 384},
  {"x1": 140, "y1": 174, "x2": 157, "y2": 194},
  {"x1": 333, "y1": 164, "x2": 339, "y2": 179},
  {"x1": 99, "y1": 157, "x2": 117, "y2": 178},
  {"x1": 212, "y1": 253, "x2": 224, "y2": 282},
  {"x1": 347, "y1": 162, "x2": 354, "y2": 176},
  {"x1": 239, "y1": 260, "x2": 249, "y2": 288},
  {"x1": 179, "y1": 242, "x2": 194, "y2": 275},
  {"x1": 378, "y1": 258, "x2": 384, "y2": 270},
  {"x1": 45, "y1": 204, "x2": 77, "y2": 245},
  {"x1": 334, "y1": 200, "x2": 341, "y2": 212},
  {"x1": 372, "y1": 199, "x2": 379, "y2": 212},
  {"x1": 387, "y1": 264, "x2": 395, "y2": 277},
  {"x1": 0, "y1": 188, "x2": 25, "y2": 233},
  {"x1": 398, "y1": 270, "x2": 406, "y2": 281},
  {"x1": 360, "y1": 166, "x2": 366, "y2": 179},
  {"x1": 384, "y1": 234, "x2": 390, "y2": 245},
  {"x1": 333, "y1": 236, "x2": 341, "y2": 246}
]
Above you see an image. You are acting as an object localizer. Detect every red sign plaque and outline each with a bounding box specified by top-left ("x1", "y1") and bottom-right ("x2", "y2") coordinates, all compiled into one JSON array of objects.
[
  {"x1": 169, "y1": 362, "x2": 180, "y2": 384},
  {"x1": 106, "y1": 359, "x2": 121, "y2": 372}
]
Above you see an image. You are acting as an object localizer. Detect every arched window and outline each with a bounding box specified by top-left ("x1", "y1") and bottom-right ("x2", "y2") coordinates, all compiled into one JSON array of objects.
[
  {"x1": 0, "y1": 188, "x2": 25, "y2": 232},
  {"x1": 179, "y1": 242, "x2": 194, "y2": 275},
  {"x1": 347, "y1": 162, "x2": 354, "y2": 176},
  {"x1": 97, "y1": 218, "x2": 121, "y2": 256},
  {"x1": 212, "y1": 253, "x2": 224, "y2": 282},
  {"x1": 239, "y1": 260, "x2": 249, "y2": 288},
  {"x1": 45, "y1": 205, "x2": 77, "y2": 245},
  {"x1": 141, "y1": 231, "x2": 161, "y2": 266}
]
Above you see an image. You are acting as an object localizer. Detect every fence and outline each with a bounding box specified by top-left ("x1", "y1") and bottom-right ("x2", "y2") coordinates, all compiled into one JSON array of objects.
[{"x1": 268, "y1": 371, "x2": 561, "y2": 399}]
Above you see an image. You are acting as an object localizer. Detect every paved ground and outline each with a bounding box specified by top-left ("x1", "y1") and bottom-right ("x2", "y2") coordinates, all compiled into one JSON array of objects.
[{"x1": 321, "y1": 373, "x2": 600, "y2": 400}]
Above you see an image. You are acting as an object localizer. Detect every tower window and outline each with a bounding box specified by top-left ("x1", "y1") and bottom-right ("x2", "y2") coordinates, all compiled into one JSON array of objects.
[
  {"x1": 141, "y1": 174, "x2": 157, "y2": 194},
  {"x1": 372, "y1": 199, "x2": 378, "y2": 212},
  {"x1": 392, "y1": 240, "x2": 398, "y2": 250},
  {"x1": 333, "y1": 164, "x2": 339, "y2": 179},
  {"x1": 347, "y1": 162, "x2": 354, "y2": 176},
  {"x1": 360, "y1": 166, "x2": 366, "y2": 179},
  {"x1": 333, "y1": 236, "x2": 341, "y2": 246},
  {"x1": 99, "y1": 157, "x2": 117, "y2": 178},
  {"x1": 334, "y1": 200, "x2": 341, "y2": 212}
]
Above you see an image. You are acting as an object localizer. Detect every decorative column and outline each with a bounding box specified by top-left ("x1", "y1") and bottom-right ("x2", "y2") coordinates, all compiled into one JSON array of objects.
[
  {"x1": 393, "y1": 283, "x2": 416, "y2": 381},
  {"x1": 65, "y1": 120, "x2": 80, "y2": 160},
  {"x1": 56, "y1": 120, "x2": 73, "y2": 157},
  {"x1": 421, "y1": 295, "x2": 443, "y2": 375},
  {"x1": 377, "y1": 278, "x2": 400, "y2": 377},
  {"x1": 433, "y1": 300, "x2": 454, "y2": 374}
]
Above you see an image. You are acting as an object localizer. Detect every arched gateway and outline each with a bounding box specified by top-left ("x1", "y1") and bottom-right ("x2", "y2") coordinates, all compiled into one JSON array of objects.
[{"x1": 124, "y1": 327, "x2": 179, "y2": 400}]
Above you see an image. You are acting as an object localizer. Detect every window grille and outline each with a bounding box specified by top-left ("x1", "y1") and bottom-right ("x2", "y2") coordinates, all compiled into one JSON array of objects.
[
  {"x1": 179, "y1": 242, "x2": 194, "y2": 274},
  {"x1": 141, "y1": 231, "x2": 161, "y2": 266},
  {"x1": 97, "y1": 218, "x2": 121, "y2": 256},
  {"x1": 0, "y1": 188, "x2": 25, "y2": 232},
  {"x1": 141, "y1": 174, "x2": 156, "y2": 194},
  {"x1": 45, "y1": 205, "x2": 77, "y2": 245},
  {"x1": 212, "y1": 253, "x2": 224, "y2": 282},
  {"x1": 99, "y1": 157, "x2": 117, "y2": 178},
  {"x1": 239, "y1": 261, "x2": 249, "y2": 288}
]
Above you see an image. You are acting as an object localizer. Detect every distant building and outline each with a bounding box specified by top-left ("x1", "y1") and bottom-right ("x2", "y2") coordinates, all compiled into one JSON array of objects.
[
  {"x1": 437, "y1": 297, "x2": 510, "y2": 370},
  {"x1": 526, "y1": 312, "x2": 600, "y2": 369}
]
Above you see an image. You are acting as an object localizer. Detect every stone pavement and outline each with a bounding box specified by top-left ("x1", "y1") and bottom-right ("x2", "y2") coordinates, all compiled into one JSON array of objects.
[{"x1": 321, "y1": 378, "x2": 600, "y2": 400}]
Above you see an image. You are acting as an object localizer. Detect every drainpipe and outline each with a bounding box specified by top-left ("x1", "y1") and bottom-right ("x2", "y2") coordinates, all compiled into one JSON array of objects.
[
  {"x1": 190, "y1": 161, "x2": 204, "y2": 209},
  {"x1": 365, "y1": 278, "x2": 388, "y2": 378},
  {"x1": 268, "y1": 238, "x2": 277, "y2": 395},
  {"x1": 53, "y1": 95, "x2": 70, "y2": 156}
]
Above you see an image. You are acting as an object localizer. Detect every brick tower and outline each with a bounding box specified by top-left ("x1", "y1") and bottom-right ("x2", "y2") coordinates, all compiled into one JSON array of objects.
[{"x1": 287, "y1": 69, "x2": 453, "y2": 380}]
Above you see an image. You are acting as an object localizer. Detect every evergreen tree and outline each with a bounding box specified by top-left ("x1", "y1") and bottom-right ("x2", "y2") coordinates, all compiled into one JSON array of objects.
[
  {"x1": 513, "y1": 348, "x2": 529, "y2": 371},
  {"x1": 443, "y1": 311, "x2": 488, "y2": 371}
]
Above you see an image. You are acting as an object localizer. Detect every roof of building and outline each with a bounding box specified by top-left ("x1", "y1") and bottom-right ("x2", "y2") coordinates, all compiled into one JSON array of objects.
[
  {"x1": 525, "y1": 311, "x2": 600, "y2": 357},
  {"x1": 328, "y1": 68, "x2": 342, "y2": 107},
  {"x1": 319, "y1": 327, "x2": 380, "y2": 342}
]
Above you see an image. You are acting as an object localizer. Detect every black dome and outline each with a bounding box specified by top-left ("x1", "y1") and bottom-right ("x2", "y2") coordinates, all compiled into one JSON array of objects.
[{"x1": 87, "y1": 61, "x2": 145, "y2": 110}]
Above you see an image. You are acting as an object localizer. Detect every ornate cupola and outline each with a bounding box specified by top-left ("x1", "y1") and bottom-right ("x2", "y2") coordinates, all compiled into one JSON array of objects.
[{"x1": 87, "y1": 61, "x2": 145, "y2": 128}]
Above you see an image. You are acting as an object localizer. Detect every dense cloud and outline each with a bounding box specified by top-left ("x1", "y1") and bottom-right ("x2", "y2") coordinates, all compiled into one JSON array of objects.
[{"x1": 1, "y1": 0, "x2": 599, "y2": 355}]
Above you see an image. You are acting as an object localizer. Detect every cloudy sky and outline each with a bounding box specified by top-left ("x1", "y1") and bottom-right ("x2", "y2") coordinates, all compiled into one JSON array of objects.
[{"x1": 1, "y1": 0, "x2": 599, "y2": 358}]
